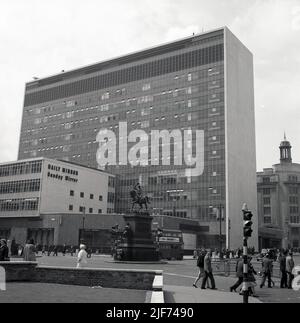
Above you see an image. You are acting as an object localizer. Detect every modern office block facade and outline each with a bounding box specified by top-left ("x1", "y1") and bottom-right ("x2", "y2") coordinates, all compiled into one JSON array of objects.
[
  {"x1": 257, "y1": 136, "x2": 300, "y2": 249},
  {"x1": 0, "y1": 157, "x2": 115, "y2": 217},
  {"x1": 0, "y1": 157, "x2": 115, "y2": 245},
  {"x1": 18, "y1": 27, "x2": 257, "y2": 249}
]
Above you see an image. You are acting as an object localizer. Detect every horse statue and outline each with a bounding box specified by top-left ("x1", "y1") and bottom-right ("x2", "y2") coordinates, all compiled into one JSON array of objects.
[{"x1": 130, "y1": 184, "x2": 150, "y2": 211}]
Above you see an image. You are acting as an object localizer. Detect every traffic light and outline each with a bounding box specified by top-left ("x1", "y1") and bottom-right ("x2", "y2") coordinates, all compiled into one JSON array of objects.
[{"x1": 243, "y1": 210, "x2": 253, "y2": 238}]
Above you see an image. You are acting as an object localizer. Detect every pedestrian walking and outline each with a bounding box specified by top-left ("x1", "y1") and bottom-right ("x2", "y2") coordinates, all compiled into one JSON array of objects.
[
  {"x1": 193, "y1": 249, "x2": 210, "y2": 288},
  {"x1": 230, "y1": 258, "x2": 243, "y2": 292},
  {"x1": 260, "y1": 253, "x2": 273, "y2": 288},
  {"x1": 52, "y1": 245, "x2": 58, "y2": 256},
  {"x1": 247, "y1": 257, "x2": 258, "y2": 297},
  {"x1": 278, "y1": 250, "x2": 288, "y2": 288},
  {"x1": 23, "y1": 239, "x2": 36, "y2": 262},
  {"x1": 77, "y1": 244, "x2": 88, "y2": 268},
  {"x1": 286, "y1": 251, "x2": 295, "y2": 289},
  {"x1": 201, "y1": 250, "x2": 216, "y2": 290},
  {"x1": 62, "y1": 244, "x2": 67, "y2": 256},
  {"x1": 0, "y1": 239, "x2": 9, "y2": 261}
]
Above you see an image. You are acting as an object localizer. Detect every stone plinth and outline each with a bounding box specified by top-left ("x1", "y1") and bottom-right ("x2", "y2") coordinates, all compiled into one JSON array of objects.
[{"x1": 117, "y1": 212, "x2": 159, "y2": 261}]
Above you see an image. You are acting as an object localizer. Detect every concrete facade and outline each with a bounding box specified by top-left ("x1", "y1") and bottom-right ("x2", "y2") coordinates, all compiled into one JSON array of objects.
[
  {"x1": 17, "y1": 27, "x2": 257, "y2": 250},
  {"x1": 224, "y1": 28, "x2": 258, "y2": 250},
  {"x1": 0, "y1": 157, "x2": 115, "y2": 219},
  {"x1": 257, "y1": 137, "x2": 300, "y2": 249}
]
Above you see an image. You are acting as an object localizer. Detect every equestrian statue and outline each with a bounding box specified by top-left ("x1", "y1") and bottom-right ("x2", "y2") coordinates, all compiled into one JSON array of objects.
[{"x1": 130, "y1": 183, "x2": 150, "y2": 211}]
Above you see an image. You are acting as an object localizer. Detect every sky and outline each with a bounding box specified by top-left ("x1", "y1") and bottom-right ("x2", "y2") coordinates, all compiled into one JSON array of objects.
[{"x1": 0, "y1": 0, "x2": 299, "y2": 171}]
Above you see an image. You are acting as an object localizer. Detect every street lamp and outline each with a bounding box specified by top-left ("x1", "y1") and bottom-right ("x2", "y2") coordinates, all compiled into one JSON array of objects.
[
  {"x1": 209, "y1": 204, "x2": 224, "y2": 254},
  {"x1": 80, "y1": 207, "x2": 86, "y2": 244}
]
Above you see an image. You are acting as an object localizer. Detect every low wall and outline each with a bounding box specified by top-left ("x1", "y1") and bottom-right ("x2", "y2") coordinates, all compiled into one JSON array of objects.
[
  {"x1": 0, "y1": 262, "x2": 163, "y2": 290},
  {"x1": 34, "y1": 266, "x2": 161, "y2": 290},
  {"x1": 0, "y1": 262, "x2": 38, "y2": 282}
]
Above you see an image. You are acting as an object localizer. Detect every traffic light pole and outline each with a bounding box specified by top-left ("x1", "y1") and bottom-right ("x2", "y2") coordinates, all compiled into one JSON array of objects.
[
  {"x1": 242, "y1": 237, "x2": 249, "y2": 303},
  {"x1": 219, "y1": 204, "x2": 222, "y2": 255},
  {"x1": 242, "y1": 204, "x2": 253, "y2": 304}
]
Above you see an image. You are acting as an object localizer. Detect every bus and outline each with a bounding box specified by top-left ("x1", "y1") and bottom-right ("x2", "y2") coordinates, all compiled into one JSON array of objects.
[{"x1": 154, "y1": 229, "x2": 184, "y2": 260}]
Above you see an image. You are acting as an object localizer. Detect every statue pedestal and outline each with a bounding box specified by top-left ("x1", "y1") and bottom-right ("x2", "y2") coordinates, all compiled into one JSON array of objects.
[{"x1": 117, "y1": 212, "x2": 159, "y2": 261}]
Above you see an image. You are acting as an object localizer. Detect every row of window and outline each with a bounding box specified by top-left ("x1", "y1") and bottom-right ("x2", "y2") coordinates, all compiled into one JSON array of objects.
[
  {"x1": 26, "y1": 87, "x2": 223, "y2": 129},
  {"x1": 24, "y1": 43, "x2": 224, "y2": 107},
  {"x1": 72, "y1": 205, "x2": 102, "y2": 214},
  {"x1": 70, "y1": 190, "x2": 103, "y2": 201},
  {"x1": 0, "y1": 161, "x2": 42, "y2": 177},
  {"x1": 0, "y1": 198, "x2": 39, "y2": 212},
  {"x1": 25, "y1": 69, "x2": 223, "y2": 117},
  {"x1": 21, "y1": 105, "x2": 223, "y2": 149},
  {"x1": 0, "y1": 179, "x2": 40, "y2": 194},
  {"x1": 73, "y1": 205, "x2": 114, "y2": 214}
]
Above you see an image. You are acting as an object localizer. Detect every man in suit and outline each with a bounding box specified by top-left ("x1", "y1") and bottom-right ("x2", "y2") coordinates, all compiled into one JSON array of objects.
[
  {"x1": 260, "y1": 253, "x2": 273, "y2": 288},
  {"x1": 201, "y1": 250, "x2": 216, "y2": 290},
  {"x1": 286, "y1": 251, "x2": 295, "y2": 289},
  {"x1": 230, "y1": 258, "x2": 243, "y2": 292}
]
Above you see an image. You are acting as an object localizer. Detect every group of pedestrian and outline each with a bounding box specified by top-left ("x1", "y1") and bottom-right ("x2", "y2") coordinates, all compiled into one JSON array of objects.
[
  {"x1": 193, "y1": 249, "x2": 217, "y2": 290},
  {"x1": 278, "y1": 250, "x2": 295, "y2": 289},
  {"x1": 230, "y1": 256, "x2": 258, "y2": 296}
]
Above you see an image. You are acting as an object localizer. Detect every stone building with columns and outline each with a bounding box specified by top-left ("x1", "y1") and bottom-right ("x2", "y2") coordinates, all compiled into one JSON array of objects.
[{"x1": 257, "y1": 135, "x2": 300, "y2": 249}]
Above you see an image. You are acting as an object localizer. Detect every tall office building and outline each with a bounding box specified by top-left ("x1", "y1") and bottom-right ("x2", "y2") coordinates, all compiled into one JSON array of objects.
[{"x1": 18, "y1": 27, "x2": 257, "y2": 249}]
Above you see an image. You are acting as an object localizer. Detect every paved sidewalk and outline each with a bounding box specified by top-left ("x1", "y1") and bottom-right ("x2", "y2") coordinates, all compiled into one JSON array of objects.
[
  {"x1": 164, "y1": 285, "x2": 262, "y2": 303},
  {"x1": 0, "y1": 283, "x2": 148, "y2": 303}
]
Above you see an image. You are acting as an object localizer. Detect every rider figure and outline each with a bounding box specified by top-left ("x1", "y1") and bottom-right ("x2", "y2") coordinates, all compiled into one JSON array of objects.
[{"x1": 134, "y1": 183, "x2": 143, "y2": 200}]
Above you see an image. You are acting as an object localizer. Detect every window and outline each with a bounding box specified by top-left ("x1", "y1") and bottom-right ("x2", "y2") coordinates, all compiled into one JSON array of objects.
[
  {"x1": 79, "y1": 206, "x2": 85, "y2": 213},
  {"x1": 108, "y1": 177, "x2": 115, "y2": 188},
  {"x1": 98, "y1": 209, "x2": 102, "y2": 214},
  {"x1": 264, "y1": 216, "x2": 271, "y2": 224},
  {"x1": 69, "y1": 205, "x2": 73, "y2": 211},
  {"x1": 263, "y1": 188, "x2": 271, "y2": 195},
  {"x1": 290, "y1": 206, "x2": 299, "y2": 214},
  {"x1": 0, "y1": 198, "x2": 39, "y2": 212},
  {"x1": 263, "y1": 177, "x2": 270, "y2": 183},
  {"x1": 289, "y1": 187, "x2": 298, "y2": 194},
  {"x1": 24, "y1": 43, "x2": 224, "y2": 106},
  {"x1": 263, "y1": 207, "x2": 271, "y2": 215},
  {"x1": 89, "y1": 208, "x2": 93, "y2": 214},
  {"x1": 0, "y1": 179, "x2": 41, "y2": 194},
  {"x1": 99, "y1": 195, "x2": 103, "y2": 201},
  {"x1": 107, "y1": 192, "x2": 115, "y2": 204},
  {"x1": 70, "y1": 190, "x2": 74, "y2": 197},
  {"x1": 263, "y1": 197, "x2": 271, "y2": 205},
  {"x1": 288, "y1": 175, "x2": 298, "y2": 182},
  {"x1": 90, "y1": 194, "x2": 94, "y2": 200},
  {"x1": 290, "y1": 216, "x2": 300, "y2": 224},
  {"x1": 289, "y1": 196, "x2": 298, "y2": 204},
  {"x1": 80, "y1": 192, "x2": 84, "y2": 198}
]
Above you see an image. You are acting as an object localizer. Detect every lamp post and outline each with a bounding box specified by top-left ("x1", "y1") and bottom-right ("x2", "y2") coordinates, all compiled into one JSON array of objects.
[
  {"x1": 217, "y1": 204, "x2": 224, "y2": 255},
  {"x1": 80, "y1": 207, "x2": 86, "y2": 244},
  {"x1": 209, "y1": 204, "x2": 224, "y2": 253}
]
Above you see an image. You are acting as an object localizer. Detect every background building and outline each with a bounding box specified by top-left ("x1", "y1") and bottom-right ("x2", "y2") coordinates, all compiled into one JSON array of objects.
[
  {"x1": 257, "y1": 135, "x2": 300, "y2": 249},
  {"x1": 0, "y1": 157, "x2": 115, "y2": 244},
  {"x1": 18, "y1": 27, "x2": 257, "y2": 250}
]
